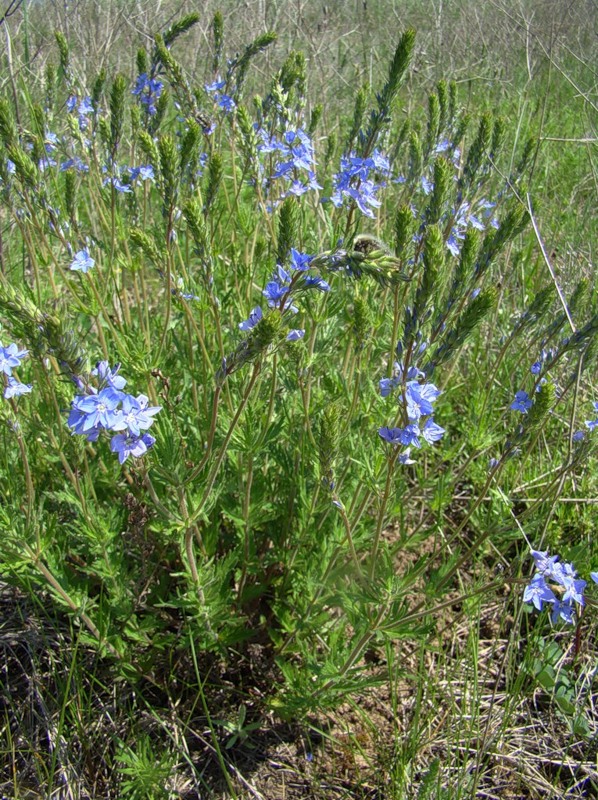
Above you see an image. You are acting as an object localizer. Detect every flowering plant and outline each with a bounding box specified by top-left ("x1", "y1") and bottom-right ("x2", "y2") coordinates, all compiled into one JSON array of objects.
[{"x1": 0, "y1": 14, "x2": 595, "y2": 734}]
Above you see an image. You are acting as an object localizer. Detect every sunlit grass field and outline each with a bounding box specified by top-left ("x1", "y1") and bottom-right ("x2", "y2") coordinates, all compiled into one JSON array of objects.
[{"x1": 0, "y1": 1, "x2": 596, "y2": 797}]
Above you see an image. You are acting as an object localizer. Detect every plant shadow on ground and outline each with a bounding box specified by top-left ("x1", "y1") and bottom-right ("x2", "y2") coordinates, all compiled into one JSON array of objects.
[{"x1": 2, "y1": 551, "x2": 597, "y2": 800}]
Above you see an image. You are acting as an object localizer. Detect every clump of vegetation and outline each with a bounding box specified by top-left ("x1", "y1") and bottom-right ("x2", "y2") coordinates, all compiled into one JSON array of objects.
[{"x1": 0, "y1": 2, "x2": 596, "y2": 797}]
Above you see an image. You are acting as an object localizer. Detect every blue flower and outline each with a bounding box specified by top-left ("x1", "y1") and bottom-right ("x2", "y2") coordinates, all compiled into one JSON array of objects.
[
  {"x1": 70, "y1": 249, "x2": 95, "y2": 273},
  {"x1": 218, "y1": 94, "x2": 235, "y2": 113},
  {"x1": 103, "y1": 174, "x2": 133, "y2": 193},
  {"x1": 38, "y1": 155, "x2": 57, "y2": 171},
  {"x1": 422, "y1": 418, "x2": 445, "y2": 444},
  {"x1": 551, "y1": 600, "x2": 575, "y2": 624},
  {"x1": 510, "y1": 390, "x2": 532, "y2": 413},
  {"x1": 239, "y1": 306, "x2": 263, "y2": 331},
  {"x1": 71, "y1": 388, "x2": 122, "y2": 432},
  {"x1": 263, "y1": 266, "x2": 295, "y2": 309},
  {"x1": 205, "y1": 78, "x2": 236, "y2": 113},
  {"x1": 405, "y1": 381, "x2": 441, "y2": 421},
  {"x1": 78, "y1": 96, "x2": 93, "y2": 116},
  {"x1": 378, "y1": 427, "x2": 403, "y2": 445},
  {"x1": 132, "y1": 73, "x2": 163, "y2": 116},
  {"x1": 531, "y1": 550, "x2": 561, "y2": 575},
  {"x1": 444, "y1": 199, "x2": 496, "y2": 257},
  {"x1": 290, "y1": 248, "x2": 313, "y2": 271},
  {"x1": 421, "y1": 175, "x2": 433, "y2": 195},
  {"x1": 379, "y1": 362, "x2": 424, "y2": 397},
  {"x1": 256, "y1": 129, "x2": 286, "y2": 154},
  {"x1": 378, "y1": 424, "x2": 421, "y2": 448},
  {"x1": 205, "y1": 78, "x2": 226, "y2": 93},
  {"x1": 585, "y1": 401, "x2": 598, "y2": 431},
  {"x1": 130, "y1": 165, "x2": 155, "y2": 182},
  {"x1": 0, "y1": 342, "x2": 28, "y2": 376},
  {"x1": 523, "y1": 574, "x2": 556, "y2": 611},
  {"x1": 60, "y1": 157, "x2": 89, "y2": 173},
  {"x1": 110, "y1": 394, "x2": 161, "y2": 438},
  {"x1": 67, "y1": 403, "x2": 99, "y2": 440},
  {"x1": 4, "y1": 377, "x2": 32, "y2": 398},
  {"x1": 286, "y1": 329, "x2": 305, "y2": 341},
  {"x1": 398, "y1": 448, "x2": 416, "y2": 465},
  {"x1": 110, "y1": 432, "x2": 156, "y2": 464},
  {"x1": 92, "y1": 361, "x2": 127, "y2": 391},
  {"x1": 524, "y1": 548, "x2": 590, "y2": 624},
  {"x1": 302, "y1": 275, "x2": 330, "y2": 292},
  {"x1": 263, "y1": 280, "x2": 288, "y2": 307},
  {"x1": 68, "y1": 363, "x2": 161, "y2": 461},
  {"x1": 379, "y1": 377, "x2": 400, "y2": 398},
  {"x1": 256, "y1": 127, "x2": 319, "y2": 204},
  {"x1": 330, "y1": 165, "x2": 384, "y2": 217},
  {"x1": 561, "y1": 575, "x2": 587, "y2": 607},
  {"x1": 446, "y1": 232, "x2": 462, "y2": 258}
]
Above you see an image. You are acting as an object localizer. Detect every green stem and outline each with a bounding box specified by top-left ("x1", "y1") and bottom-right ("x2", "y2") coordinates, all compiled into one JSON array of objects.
[
  {"x1": 369, "y1": 449, "x2": 399, "y2": 579},
  {"x1": 185, "y1": 364, "x2": 260, "y2": 529}
]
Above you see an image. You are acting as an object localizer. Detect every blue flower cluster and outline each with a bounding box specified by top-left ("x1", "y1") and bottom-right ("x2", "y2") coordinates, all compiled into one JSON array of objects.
[
  {"x1": 132, "y1": 73, "x2": 163, "y2": 116},
  {"x1": 523, "y1": 550, "x2": 598, "y2": 624},
  {"x1": 262, "y1": 249, "x2": 329, "y2": 310},
  {"x1": 29, "y1": 132, "x2": 58, "y2": 172},
  {"x1": 330, "y1": 150, "x2": 391, "y2": 218},
  {"x1": 205, "y1": 79, "x2": 235, "y2": 113},
  {"x1": 68, "y1": 362, "x2": 161, "y2": 464},
  {"x1": 66, "y1": 95, "x2": 94, "y2": 131},
  {"x1": 237, "y1": 248, "x2": 331, "y2": 343},
  {"x1": 256, "y1": 128, "x2": 321, "y2": 203},
  {"x1": 529, "y1": 348, "x2": 555, "y2": 376},
  {"x1": 572, "y1": 400, "x2": 598, "y2": 442},
  {"x1": 446, "y1": 199, "x2": 498, "y2": 257},
  {"x1": 403, "y1": 137, "x2": 500, "y2": 257},
  {"x1": 510, "y1": 351, "x2": 555, "y2": 413},
  {"x1": 512, "y1": 352, "x2": 598, "y2": 442},
  {"x1": 238, "y1": 305, "x2": 305, "y2": 342},
  {"x1": 0, "y1": 341, "x2": 31, "y2": 399},
  {"x1": 102, "y1": 163, "x2": 155, "y2": 193},
  {"x1": 61, "y1": 156, "x2": 89, "y2": 174},
  {"x1": 378, "y1": 361, "x2": 445, "y2": 458}
]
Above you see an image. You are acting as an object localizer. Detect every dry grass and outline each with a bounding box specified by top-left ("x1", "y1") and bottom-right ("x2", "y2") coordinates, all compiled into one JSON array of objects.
[{"x1": 2, "y1": 580, "x2": 596, "y2": 799}]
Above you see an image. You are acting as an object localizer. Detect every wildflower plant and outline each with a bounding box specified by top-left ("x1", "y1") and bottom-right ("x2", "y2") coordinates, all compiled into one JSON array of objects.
[{"x1": 0, "y1": 12, "x2": 596, "y2": 734}]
